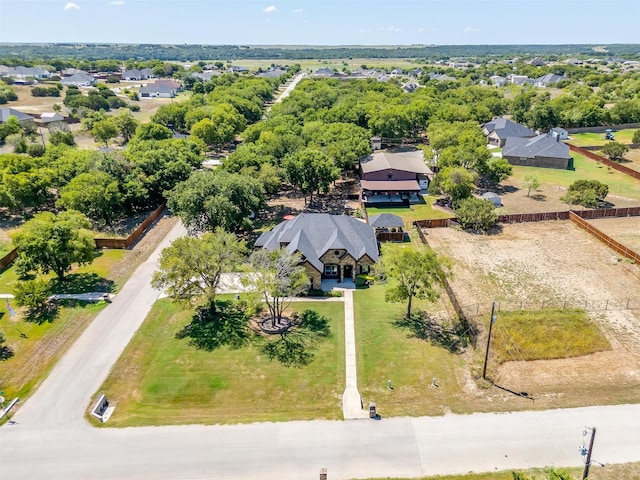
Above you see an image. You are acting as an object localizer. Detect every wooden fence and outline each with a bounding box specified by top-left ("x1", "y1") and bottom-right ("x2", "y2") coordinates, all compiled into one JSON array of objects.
[
  {"x1": 565, "y1": 123, "x2": 640, "y2": 134},
  {"x1": 94, "y1": 202, "x2": 166, "y2": 249},
  {"x1": 376, "y1": 232, "x2": 405, "y2": 242},
  {"x1": 414, "y1": 218, "x2": 453, "y2": 228},
  {"x1": 0, "y1": 248, "x2": 18, "y2": 271},
  {"x1": 1, "y1": 203, "x2": 167, "y2": 269},
  {"x1": 576, "y1": 206, "x2": 640, "y2": 219},
  {"x1": 568, "y1": 143, "x2": 640, "y2": 180},
  {"x1": 569, "y1": 211, "x2": 640, "y2": 264},
  {"x1": 498, "y1": 210, "x2": 570, "y2": 223}
]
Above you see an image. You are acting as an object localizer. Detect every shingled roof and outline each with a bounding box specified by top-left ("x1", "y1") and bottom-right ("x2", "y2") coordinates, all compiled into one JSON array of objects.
[
  {"x1": 502, "y1": 134, "x2": 570, "y2": 160},
  {"x1": 255, "y1": 214, "x2": 379, "y2": 272},
  {"x1": 483, "y1": 117, "x2": 536, "y2": 141}
]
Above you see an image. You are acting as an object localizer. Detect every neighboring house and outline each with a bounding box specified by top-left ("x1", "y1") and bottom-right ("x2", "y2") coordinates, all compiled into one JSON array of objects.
[
  {"x1": 550, "y1": 127, "x2": 569, "y2": 140},
  {"x1": 483, "y1": 117, "x2": 536, "y2": 147},
  {"x1": 312, "y1": 67, "x2": 335, "y2": 77},
  {"x1": 506, "y1": 74, "x2": 530, "y2": 85},
  {"x1": 191, "y1": 71, "x2": 220, "y2": 81},
  {"x1": 502, "y1": 133, "x2": 571, "y2": 169},
  {"x1": 60, "y1": 72, "x2": 97, "y2": 87},
  {"x1": 429, "y1": 72, "x2": 457, "y2": 82},
  {"x1": 534, "y1": 73, "x2": 566, "y2": 87},
  {"x1": 482, "y1": 192, "x2": 502, "y2": 207},
  {"x1": 564, "y1": 58, "x2": 584, "y2": 66},
  {"x1": 255, "y1": 213, "x2": 379, "y2": 289},
  {"x1": 489, "y1": 75, "x2": 506, "y2": 87},
  {"x1": 229, "y1": 66, "x2": 249, "y2": 73},
  {"x1": 122, "y1": 68, "x2": 153, "y2": 81},
  {"x1": 256, "y1": 68, "x2": 287, "y2": 78},
  {"x1": 529, "y1": 57, "x2": 546, "y2": 67},
  {"x1": 0, "y1": 66, "x2": 51, "y2": 81},
  {"x1": 402, "y1": 81, "x2": 420, "y2": 93},
  {"x1": 139, "y1": 83, "x2": 177, "y2": 98},
  {"x1": 60, "y1": 67, "x2": 86, "y2": 77},
  {"x1": 0, "y1": 107, "x2": 34, "y2": 124},
  {"x1": 360, "y1": 150, "x2": 433, "y2": 205},
  {"x1": 39, "y1": 112, "x2": 65, "y2": 123},
  {"x1": 154, "y1": 79, "x2": 183, "y2": 91}
]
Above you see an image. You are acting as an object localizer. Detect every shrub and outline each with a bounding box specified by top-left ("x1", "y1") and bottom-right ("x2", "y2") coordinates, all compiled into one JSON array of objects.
[
  {"x1": 454, "y1": 197, "x2": 498, "y2": 232},
  {"x1": 27, "y1": 143, "x2": 46, "y2": 157},
  {"x1": 633, "y1": 129, "x2": 640, "y2": 144}
]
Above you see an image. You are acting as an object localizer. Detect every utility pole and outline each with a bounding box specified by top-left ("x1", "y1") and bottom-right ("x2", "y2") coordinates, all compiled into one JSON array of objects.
[
  {"x1": 582, "y1": 426, "x2": 596, "y2": 480},
  {"x1": 482, "y1": 302, "x2": 496, "y2": 380}
]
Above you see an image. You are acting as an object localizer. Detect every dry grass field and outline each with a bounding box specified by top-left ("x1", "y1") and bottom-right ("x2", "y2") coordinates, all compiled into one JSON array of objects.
[
  {"x1": 588, "y1": 216, "x2": 640, "y2": 253},
  {"x1": 424, "y1": 221, "x2": 640, "y2": 409}
]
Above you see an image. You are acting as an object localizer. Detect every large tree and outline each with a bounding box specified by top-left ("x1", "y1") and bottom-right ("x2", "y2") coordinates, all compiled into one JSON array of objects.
[
  {"x1": 375, "y1": 247, "x2": 451, "y2": 319},
  {"x1": 601, "y1": 141, "x2": 628, "y2": 162},
  {"x1": 430, "y1": 166, "x2": 476, "y2": 203},
  {"x1": 14, "y1": 210, "x2": 95, "y2": 281},
  {"x1": 151, "y1": 228, "x2": 246, "y2": 313},
  {"x1": 243, "y1": 249, "x2": 309, "y2": 324},
  {"x1": 90, "y1": 119, "x2": 118, "y2": 147},
  {"x1": 454, "y1": 197, "x2": 498, "y2": 232},
  {"x1": 57, "y1": 171, "x2": 124, "y2": 225},
  {"x1": 166, "y1": 169, "x2": 265, "y2": 234},
  {"x1": 283, "y1": 148, "x2": 340, "y2": 204}
]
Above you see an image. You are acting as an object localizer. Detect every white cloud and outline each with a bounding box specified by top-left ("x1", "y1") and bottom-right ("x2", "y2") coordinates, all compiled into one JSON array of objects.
[
  {"x1": 386, "y1": 25, "x2": 401, "y2": 32},
  {"x1": 109, "y1": 1, "x2": 126, "y2": 5},
  {"x1": 293, "y1": 8, "x2": 303, "y2": 13},
  {"x1": 304, "y1": 19, "x2": 309, "y2": 23},
  {"x1": 464, "y1": 26, "x2": 480, "y2": 32},
  {"x1": 359, "y1": 28, "x2": 372, "y2": 33},
  {"x1": 64, "y1": 2, "x2": 80, "y2": 10},
  {"x1": 263, "y1": 5, "x2": 277, "y2": 13},
  {"x1": 417, "y1": 27, "x2": 425, "y2": 32}
]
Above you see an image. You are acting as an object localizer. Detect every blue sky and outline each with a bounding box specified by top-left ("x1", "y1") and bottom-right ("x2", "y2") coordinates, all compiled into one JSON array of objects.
[{"x1": 1, "y1": 0, "x2": 639, "y2": 45}]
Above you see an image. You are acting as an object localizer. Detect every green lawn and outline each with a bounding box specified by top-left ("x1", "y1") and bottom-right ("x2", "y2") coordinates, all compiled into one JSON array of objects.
[
  {"x1": 95, "y1": 299, "x2": 345, "y2": 426},
  {"x1": 367, "y1": 195, "x2": 454, "y2": 227},
  {"x1": 0, "y1": 248, "x2": 141, "y2": 420},
  {"x1": 510, "y1": 153, "x2": 640, "y2": 202},
  {"x1": 569, "y1": 129, "x2": 638, "y2": 147}
]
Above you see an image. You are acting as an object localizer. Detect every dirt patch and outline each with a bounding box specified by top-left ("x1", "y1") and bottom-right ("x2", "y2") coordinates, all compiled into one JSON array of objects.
[
  {"x1": 588, "y1": 216, "x2": 640, "y2": 253},
  {"x1": 423, "y1": 221, "x2": 640, "y2": 408},
  {"x1": 266, "y1": 177, "x2": 361, "y2": 215}
]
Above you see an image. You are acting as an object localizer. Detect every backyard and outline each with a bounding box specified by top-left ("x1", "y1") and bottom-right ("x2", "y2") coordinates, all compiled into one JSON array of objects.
[
  {"x1": 93, "y1": 299, "x2": 345, "y2": 426},
  {"x1": 366, "y1": 195, "x2": 454, "y2": 225}
]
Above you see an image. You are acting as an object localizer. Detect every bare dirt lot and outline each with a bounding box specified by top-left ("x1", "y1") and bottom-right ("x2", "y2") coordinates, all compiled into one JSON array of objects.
[
  {"x1": 588, "y1": 216, "x2": 640, "y2": 253},
  {"x1": 424, "y1": 221, "x2": 640, "y2": 409}
]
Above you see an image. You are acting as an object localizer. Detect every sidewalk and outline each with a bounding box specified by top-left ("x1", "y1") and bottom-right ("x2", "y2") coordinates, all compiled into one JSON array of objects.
[{"x1": 340, "y1": 289, "x2": 369, "y2": 419}]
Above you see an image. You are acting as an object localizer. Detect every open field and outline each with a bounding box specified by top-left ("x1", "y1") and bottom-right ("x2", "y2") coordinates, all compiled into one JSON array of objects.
[
  {"x1": 95, "y1": 299, "x2": 345, "y2": 426},
  {"x1": 366, "y1": 195, "x2": 454, "y2": 225},
  {"x1": 588, "y1": 216, "x2": 640, "y2": 253},
  {"x1": 7, "y1": 84, "x2": 63, "y2": 115},
  {"x1": 569, "y1": 129, "x2": 638, "y2": 147},
  {"x1": 496, "y1": 153, "x2": 640, "y2": 214},
  {"x1": 205, "y1": 58, "x2": 426, "y2": 73},
  {"x1": 0, "y1": 214, "x2": 177, "y2": 412},
  {"x1": 423, "y1": 221, "x2": 640, "y2": 409}
]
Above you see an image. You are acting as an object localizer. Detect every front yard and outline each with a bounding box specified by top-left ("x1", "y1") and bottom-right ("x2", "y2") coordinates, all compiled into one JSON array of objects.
[{"x1": 94, "y1": 299, "x2": 345, "y2": 426}]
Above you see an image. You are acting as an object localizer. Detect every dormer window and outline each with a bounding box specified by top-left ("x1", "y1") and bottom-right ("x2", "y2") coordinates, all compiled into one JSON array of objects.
[
  {"x1": 387, "y1": 171, "x2": 393, "y2": 179},
  {"x1": 334, "y1": 250, "x2": 341, "y2": 256}
]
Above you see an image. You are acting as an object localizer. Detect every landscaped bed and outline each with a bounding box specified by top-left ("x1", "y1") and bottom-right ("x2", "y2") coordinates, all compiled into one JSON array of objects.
[{"x1": 93, "y1": 299, "x2": 345, "y2": 426}]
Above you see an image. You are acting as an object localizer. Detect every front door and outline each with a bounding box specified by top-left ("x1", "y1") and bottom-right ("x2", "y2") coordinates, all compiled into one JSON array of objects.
[{"x1": 343, "y1": 265, "x2": 353, "y2": 281}]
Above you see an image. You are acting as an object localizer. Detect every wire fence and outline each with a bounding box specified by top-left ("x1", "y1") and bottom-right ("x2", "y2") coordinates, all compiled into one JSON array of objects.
[{"x1": 458, "y1": 298, "x2": 640, "y2": 319}]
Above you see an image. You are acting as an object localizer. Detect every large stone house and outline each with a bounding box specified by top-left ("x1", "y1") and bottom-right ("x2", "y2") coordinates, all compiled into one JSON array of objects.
[{"x1": 255, "y1": 213, "x2": 379, "y2": 289}]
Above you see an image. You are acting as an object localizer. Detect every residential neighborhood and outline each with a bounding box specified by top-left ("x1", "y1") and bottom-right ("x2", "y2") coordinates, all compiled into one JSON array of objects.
[{"x1": 1, "y1": 9, "x2": 640, "y2": 479}]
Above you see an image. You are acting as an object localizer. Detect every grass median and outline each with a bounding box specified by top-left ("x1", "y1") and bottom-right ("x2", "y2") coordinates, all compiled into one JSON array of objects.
[{"x1": 95, "y1": 298, "x2": 345, "y2": 426}]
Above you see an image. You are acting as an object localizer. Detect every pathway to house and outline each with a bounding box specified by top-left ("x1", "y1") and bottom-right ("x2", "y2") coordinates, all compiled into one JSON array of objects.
[{"x1": 340, "y1": 289, "x2": 369, "y2": 419}]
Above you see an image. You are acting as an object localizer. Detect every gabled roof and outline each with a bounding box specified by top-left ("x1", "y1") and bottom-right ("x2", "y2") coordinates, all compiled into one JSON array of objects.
[
  {"x1": 255, "y1": 214, "x2": 379, "y2": 268},
  {"x1": 502, "y1": 134, "x2": 571, "y2": 160},
  {"x1": 360, "y1": 150, "x2": 432, "y2": 175},
  {"x1": 40, "y1": 112, "x2": 64, "y2": 122},
  {"x1": 0, "y1": 107, "x2": 34, "y2": 122},
  {"x1": 313, "y1": 67, "x2": 334, "y2": 76},
  {"x1": 140, "y1": 84, "x2": 176, "y2": 95},
  {"x1": 368, "y1": 214, "x2": 404, "y2": 229},
  {"x1": 483, "y1": 117, "x2": 536, "y2": 140},
  {"x1": 535, "y1": 73, "x2": 566, "y2": 85},
  {"x1": 60, "y1": 72, "x2": 95, "y2": 84}
]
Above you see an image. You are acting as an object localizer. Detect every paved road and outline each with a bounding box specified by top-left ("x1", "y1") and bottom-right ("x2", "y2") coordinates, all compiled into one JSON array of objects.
[{"x1": 8, "y1": 220, "x2": 187, "y2": 428}]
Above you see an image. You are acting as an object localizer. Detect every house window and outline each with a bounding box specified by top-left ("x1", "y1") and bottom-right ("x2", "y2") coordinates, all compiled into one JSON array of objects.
[
  {"x1": 334, "y1": 250, "x2": 341, "y2": 256},
  {"x1": 360, "y1": 265, "x2": 370, "y2": 274},
  {"x1": 324, "y1": 265, "x2": 338, "y2": 277}
]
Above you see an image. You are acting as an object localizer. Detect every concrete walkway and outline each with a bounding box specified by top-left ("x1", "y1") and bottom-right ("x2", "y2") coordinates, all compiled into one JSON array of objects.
[{"x1": 340, "y1": 289, "x2": 369, "y2": 419}]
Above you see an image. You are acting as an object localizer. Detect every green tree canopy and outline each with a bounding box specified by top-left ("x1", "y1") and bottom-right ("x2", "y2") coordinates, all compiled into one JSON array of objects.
[
  {"x1": 601, "y1": 141, "x2": 628, "y2": 162},
  {"x1": 374, "y1": 246, "x2": 451, "y2": 318},
  {"x1": 152, "y1": 228, "x2": 246, "y2": 312},
  {"x1": 14, "y1": 210, "x2": 95, "y2": 281},
  {"x1": 454, "y1": 197, "x2": 499, "y2": 232},
  {"x1": 283, "y1": 147, "x2": 340, "y2": 204},
  {"x1": 57, "y1": 171, "x2": 124, "y2": 225},
  {"x1": 167, "y1": 169, "x2": 265, "y2": 234},
  {"x1": 430, "y1": 166, "x2": 476, "y2": 202}
]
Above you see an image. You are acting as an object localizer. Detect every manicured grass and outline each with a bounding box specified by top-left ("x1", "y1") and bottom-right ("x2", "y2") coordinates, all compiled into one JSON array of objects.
[
  {"x1": 569, "y1": 129, "x2": 638, "y2": 147},
  {"x1": 367, "y1": 196, "x2": 454, "y2": 227},
  {"x1": 95, "y1": 299, "x2": 345, "y2": 426},
  {"x1": 510, "y1": 153, "x2": 640, "y2": 202},
  {"x1": 490, "y1": 309, "x2": 611, "y2": 365},
  {"x1": 0, "y1": 248, "x2": 140, "y2": 419}
]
